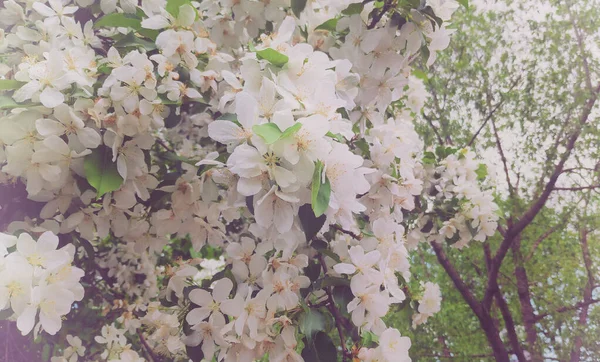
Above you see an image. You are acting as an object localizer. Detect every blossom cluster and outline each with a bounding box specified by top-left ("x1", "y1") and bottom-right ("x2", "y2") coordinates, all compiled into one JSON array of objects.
[
  {"x1": 0, "y1": 0, "x2": 493, "y2": 360},
  {"x1": 0, "y1": 231, "x2": 83, "y2": 336}
]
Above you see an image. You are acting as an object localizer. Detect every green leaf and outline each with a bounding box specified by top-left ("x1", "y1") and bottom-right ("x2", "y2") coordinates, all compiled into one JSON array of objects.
[
  {"x1": 475, "y1": 163, "x2": 488, "y2": 181},
  {"x1": 0, "y1": 96, "x2": 34, "y2": 109},
  {"x1": 114, "y1": 32, "x2": 157, "y2": 51},
  {"x1": 315, "y1": 18, "x2": 338, "y2": 31},
  {"x1": 253, "y1": 123, "x2": 283, "y2": 144},
  {"x1": 325, "y1": 131, "x2": 344, "y2": 143},
  {"x1": 94, "y1": 13, "x2": 142, "y2": 29},
  {"x1": 255, "y1": 48, "x2": 289, "y2": 67},
  {"x1": 342, "y1": 3, "x2": 364, "y2": 15},
  {"x1": 291, "y1": 0, "x2": 307, "y2": 17},
  {"x1": 299, "y1": 309, "x2": 325, "y2": 341},
  {"x1": 332, "y1": 285, "x2": 353, "y2": 314},
  {"x1": 166, "y1": 0, "x2": 192, "y2": 17},
  {"x1": 299, "y1": 204, "x2": 326, "y2": 242},
  {"x1": 0, "y1": 79, "x2": 25, "y2": 90},
  {"x1": 83, "y1": 145, "x2": 124, "y2": 197},
  {"x1": 412, "y1": 69, "x2": 428, "y2": 81},
  {"x1": 301, "y1": 332, "x2": 337, "y2": 362},
  {"x1": 311, "y1": 160, "x2": 331, "y2": 217},
  {"x1": 423, "y1": 151, "x2": 436, "y2": 164},
  {"x1": 458, "y1": 0, "x2": 468, "y2": 9},
  {"x1": 281, "y1": 122, "x2": 302, "y2": 139}
]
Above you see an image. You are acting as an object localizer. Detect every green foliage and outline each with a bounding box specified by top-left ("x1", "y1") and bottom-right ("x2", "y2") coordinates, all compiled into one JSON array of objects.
[
  {"x1": 299, "y1": 204, "x2": 326, "y2": 241},
  {"x1": 291, "y1": 0, "x2": 307, "y2": 17},
  {"x1": 252, "y1": 123, "x2": 283, "y2": 144},
  {"x1": 83, "y1": 145, "x2": 124, "y2": 197},
  {"x1": 255, "y1": 48, "x2": 290, "y2": 67},
  {"x1": 299, "y1": 309, "x2": 325, "y2": 341},
  {"x1": 0, "y1": 79, "x2": 25, "y2": 90},
  {"x1": 311, "y1": 160, "x2": 331, "y2": 217}
]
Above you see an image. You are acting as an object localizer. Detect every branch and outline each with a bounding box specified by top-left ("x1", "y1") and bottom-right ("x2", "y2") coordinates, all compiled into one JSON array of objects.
[
  {"x1": 553, "y1": 185, "x2": 600, "y2": 191},
  {"x1": 367, "y1": 0, "x2": 394, "y2": 29},
  {"x1": 482, "y1": 82, "x2": 600, "y2": 309},
  {"x1": 331, "y1": 224, "x2": 363, "y2": 240},
  {"x1": 533, "y1": 298, "x2": 600, "y2": 322},
  {"x1": 137, "y1": 329, "x2": 158, "y2": 362},
  {"x1": 430, "y1": 242, "x2": 482, "y2": 318},
  {"x1": 494, "y1": 289, "x2": 527, "y2": 362},
  {"x1": 318, "y1": 255, "x2": 353, "y2": 362},
  {"x1": 422, "y1": 113, "x2": 445, "y2": 145}
]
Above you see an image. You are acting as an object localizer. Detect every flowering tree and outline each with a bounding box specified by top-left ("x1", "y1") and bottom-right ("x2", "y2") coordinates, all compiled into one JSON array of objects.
[{"x1": 0, "y1": 0, "x2": 499, "y2": 361}]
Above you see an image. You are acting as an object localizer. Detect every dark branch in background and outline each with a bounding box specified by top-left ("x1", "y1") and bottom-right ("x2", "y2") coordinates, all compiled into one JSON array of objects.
[
  {"x1": 422, "y1": 113, "x2": 445, "y2": 145},
  {"x1": 534, "y1": 298, "x2": 600, "y2": 322},
  {"x1": 331, "y1": 224, "x2": 363, "y2": 240},
  {"x1": 554, "y1": 185, "x2": 600, "y2": 191},
  {"x1": 482, "y1": 82, "x2": 600, "y2": 311},
  {"x1": 318, "y1": 255, "x2": 353, "y2": 362},
  {"x1": 368, "y1": 0, "x2": 394, "y2": 29},
  {"x1": 138, "y1": 329, "x2": 158, "y2": 362},
  {"x1": 467, "y1": 75, "x2": 521, "y2": 147}
]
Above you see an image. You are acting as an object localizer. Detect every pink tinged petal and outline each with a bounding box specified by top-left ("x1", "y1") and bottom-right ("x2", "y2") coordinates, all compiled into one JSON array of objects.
[
  {"x1": 234, "y1": 312, "x2": 248, "y2": 335},
  {"x1": 37, "y1": 231, "x2": 59, "y2": 252},
  {"x1": 235, "y1": 92, "x2": 259, "y2": 129},
  {"x1": 16, "y1": 305, "x2": 37, "y2": 335},
  {"x1": 348, "y1": 245, "x2": 366, "y2": 265},
  {"x1": 333, "y1": 263, "x2": 356, "y2": 275},
  {"x1": 40, "y1": 310, "x2": 62, "y2": 335},
  {"x1": 347, "y1": 297, "x2": 360, "y2": 313},
  {"x1": 36, "y1": 119, "x2": 65, "y2": 136},
  {"x1": 208, "y1": 120, "x2": 244, "y2": 144},
  {"x1": 141, "y1": 15, "x2": 170, "y2": 29},
  {"x1": 273, "y1": 200, "x2": 293, "y2": 234},
  {"x1": 13, "y1": 81, "x2": 41, "y2": 102},
  {"x1": 189, "y1": 289, "x2": 213, "y2": 307},
  {"x1": 351, "y1": 304, "x2": 366, "y2": 326},
  {"x1": 363, "y1": 250, "x2": 381, "y2": 268},
  {"x1": 32, "y1": 2, "x2": 56, "y2": 16},
  {"x1": 220, "y1": 297, "x2": 243, "y2": 317},
  {"x1": 237, "y1": 177, "x2": 262, "y2": 196},
  {"x1": 212, "y1": 278, "x2": 233, "y2": 302},
  {"x1": 17, "y1": 234, "x2": 37, "y2": 256},
  {"x1": 39, "y1": 87, "x2": 64, "y2": 108},
  {"x1": 186, "y1": 307, "x2": 211, "y2": 325},
  {"x1": 77, "y1": 128, "x2": 101, "y2": 148}
]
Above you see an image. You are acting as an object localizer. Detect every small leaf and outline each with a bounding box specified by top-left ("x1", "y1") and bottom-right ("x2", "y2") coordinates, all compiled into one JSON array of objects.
[
  {"x1": 291, "y1": 0, "x2": 307, "y2": 17},
  {"x1": 94, "y1": 13, "x2": 142, "y2": 29},
  {"x1": 342, "y1": 3, "x2": 364, "y2": 15},
  {"x1": 299, "y1": 204, "x2": 326, "y2": 242},
  {"x1": 311, "y1": 160, "x2": 331, "y2": 217},
  {"x1": 458, "y1": 0, "x2": 468, "y2": 9},
  {"x1": 332, "y1": 285, "x2": 354, "y2": 315},
  {"x1": 299, "y1": 309, "x2": 325, "y2": 341},
  {"x1": 0, "y1": 79, "x2": 25, "y2": 90},
  {"x1": 281, "y1": 122, "x2": 302, "y2": 139},
  {"x1": 83, "y1": 145, "x2": 124, "y2": 197},
  {"x1": 253, "y1": 123, "x2": 283, "y2": 144},
  {"x1": 412, "y1": 69, "x2": 428, "y2": 81},
  {"x1": 475, "y1": 163, "x2": 488, "y2": 181},
  {"x1": 301, "y1": 332, "x2": 337, "y2": 362},
  {"x1": 114, "y1": 31, "x2": 157, "y2": 50},
  {"x1": 166, "y1": 0, "x2": 192, "y2": 17},
  {"x1": 317, "y1": 276, "x2": 350, "y2": 289},
  {"x1": 315, "y1": 18, "x2": 338, "y2": 31},
  {"x1": 255, "y1": 48, "x2": 289, "y2": 67}
]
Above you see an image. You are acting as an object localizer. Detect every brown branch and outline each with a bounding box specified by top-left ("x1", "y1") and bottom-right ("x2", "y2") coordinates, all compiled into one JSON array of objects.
[
  {"x1": 534, "y1": 298, "x2": 600, "y2": 322},
  {"x1": 318, "y1": 255, "x2": 352, "y2": 362},
  {"x1": 137, "y1": 329, "x2": 158, "y2": 362},
  {"x1": 331, "y1": 224, "x2": 362, "y2": 240},
  {"x1": 482, "y1": 82, "x2": 600, "y2": 310},
  {"x1": 494, "y1": 289, "x2": 527, "y2": 362},
  {"x1": 431, "y1": 242, "x2": 482, "y2": 318},
  {"x1": 422, "y1": 113, "x2": 445, "y2": 145},
  {"x1": 553, "y1": 185, "x2": 600, "y2": 191}
]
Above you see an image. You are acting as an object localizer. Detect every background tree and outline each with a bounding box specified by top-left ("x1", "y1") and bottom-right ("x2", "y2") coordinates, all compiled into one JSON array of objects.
[{"x1": 388, "y1": 0, "x2": 600, "y2": 360}]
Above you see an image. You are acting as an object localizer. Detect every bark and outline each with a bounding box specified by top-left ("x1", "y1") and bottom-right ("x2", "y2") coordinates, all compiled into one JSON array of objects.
[
  {"x1": 511, "y1": 235, "x2": 540, "y2": 360},
  {"x1": 431, "y1": 242, "x2": 510, "y2": 361},
  {"x1": 569, "y1": 228, "x2": 594, "y2": 362}
]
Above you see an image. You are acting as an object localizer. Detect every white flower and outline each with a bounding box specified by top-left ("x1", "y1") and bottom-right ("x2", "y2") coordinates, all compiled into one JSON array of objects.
[
  {"x1": 379, "y1": 328, "x2": 411, "y2": 362},
  {"x1": 187, "y1": 278, "x2": 233, "y2": 326}
]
